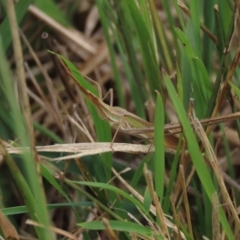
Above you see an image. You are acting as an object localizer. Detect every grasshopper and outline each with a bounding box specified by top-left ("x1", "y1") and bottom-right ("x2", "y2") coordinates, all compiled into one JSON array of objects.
[{"x1": 55, "y1": 55, "x2": 179, "y2": 153}]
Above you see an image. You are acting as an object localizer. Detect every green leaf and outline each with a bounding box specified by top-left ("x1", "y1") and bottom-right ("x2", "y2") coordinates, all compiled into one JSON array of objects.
[
  {"x1": 2, "y1": 202, "x2": 92, "y2": 216},
  {"x1": 78, "y1": 220, "x2": 160, "y2": 237}
]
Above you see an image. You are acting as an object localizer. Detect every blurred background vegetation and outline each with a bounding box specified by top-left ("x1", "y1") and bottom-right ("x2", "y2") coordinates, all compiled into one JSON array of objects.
[{"x1": 1, "y1": 0, "x2": 240, "y2": 239}]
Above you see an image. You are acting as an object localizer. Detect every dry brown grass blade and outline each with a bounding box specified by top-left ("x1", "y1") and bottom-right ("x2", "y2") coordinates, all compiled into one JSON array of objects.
[
  {"x1": 102, "y1": 218, "x2": 119, "y2": 240},
  {"x1": 3, "y1": 142, "x2": 156, "y2": 161},
  {"x1": 175, "y1": 156, "x2": 195, "y2": 211},
  {"x1": 170, "y1": 195, "x2": 181, "y2": 240},
  {"x1": 194, "y1": 118, "x2": 240, "y2": 234},
  {"x1": 129, "y1": 232, "x2": 138, "y2": 240},
  {"x1": 26, "y1": 219, "x2": 78, "y2": 240},
  {"x1": 0, "y1": 210, "x2": 19, "y2": 240},
  {"x1": 214, "y1": 127, "x2": 240, "y2": 148},
  {"x1": 221, "y1": 171, "x2": 240, "y2": 193},
  {"x1": 28, "y1": 5, "x2": 96, "y2": 54},
  {"x1": 218, "y1": 148, "x2": 240, "y2": 171},
  {"x1": 80, "y1": 43, "x2": 109, "y2": 75},
  {"x1": 179, "y1": 165, "x2": 193, "y2": 239},
  {"x1": 23, "y1": 54, "x2": 64, "y2": 132},
  {"x1": 212, "y1": 192, "x2": 221, "y2": 240},
  {"x1": 207, "y1": 46, "x2": 240, "y2": 136},
  {"x1": 19, "y1": 30, "x2": 68, "y2": 134},
  {"x1": 171, "y1": 164, "x2": 186, "y2": 211},
  {"x1": 126, "y1": 111, "x2": 240, "y2": 136},
  {"x1": 143, "y1": 164, "x2": 170, "y2": 239}
]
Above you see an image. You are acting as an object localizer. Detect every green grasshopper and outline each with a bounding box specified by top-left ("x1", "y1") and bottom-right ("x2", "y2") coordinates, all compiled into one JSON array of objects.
[{"x1": 56, "y1": 55, "x2": 179, "y2": 153}]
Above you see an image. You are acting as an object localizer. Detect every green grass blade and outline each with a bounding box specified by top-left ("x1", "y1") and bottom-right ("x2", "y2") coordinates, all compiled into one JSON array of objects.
[
  {"x1": 95, "y1": 0, "x2": 126, "y2": 108},
  {"x1": 126, "y1": 0, "x2": 162, "y2": 98},
  {"x1": 143, "y1": 187, "x2": 152, "y2": 214},
  {"x1": 0, "y1": 0, "x2": 32, "y2": 51},
  {"x1": 2, "y1": 202, "x2": 92, "y2": 216},
  {"x1": 163, "y1": 137, "x2": 182, "y2": 214},
  {"x1": 218, "y1": 1, "x2": 232, "y2": 38},
  {"x1": 148, "y1": 0, "x2": 174, "y2": 72},
  {"x1": 130, "y1": 155, "x2": 149, "y2": 187},
  {"x1": 175, "y1": 28, "x2": 211, "y2": 117},
  {"x1": 1, "y1": 149, "x2": 48, "y2": 238},
  {"x1": 71, "y1": 180, "x2": 153, "y2": 221},
  {"x1": 189, "y1": 0, "x2": 201, "y2": 58},
  {"x1": 172, "y1": 0, "x2": 186, "y2": 30},
  {"x1": 78, "y1": 220, "x2": 159, "y2": 237},
  {"x1": 0, "y1": 36, "x2": 55, "y2": 239},
  {"x1": 202, "y1": 185, "x2": 212, "y2": 239},
  {"x1": 111, "y1": 0, "x2": 147, "y2": 117},
  {"x1": 192, "y1": 181, "x2": 205, "y2": 237},
  {"x1": 180, "y1": 51, "x2": 192, "y2": 110},
  {"x1": 40, "y1": 162, "x2": 81, "y2": 222},
  {"x1": 154, "y1": 92, "x2": 165, "y2": 199},
  {"x1": 176, "y1": 56, "x2": 183, "y2": 102},
  {"x1": 33, "y1": 121, "x2": 63, "y2": 144},
  {"x1": 205, "y1": 54, "x2": 227, "y2": 118},
  {"x1": 202, "y1": 0, "x2": 215, "y2": 72},
  {"x1": 214, "y1": 6, "x2": 225, "y2": 56}
]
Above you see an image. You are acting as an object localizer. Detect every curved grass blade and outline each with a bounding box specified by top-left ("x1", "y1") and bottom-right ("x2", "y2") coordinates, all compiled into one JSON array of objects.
[{"x1": 78, "y1": 220, "x2": 159, "y2": 238}]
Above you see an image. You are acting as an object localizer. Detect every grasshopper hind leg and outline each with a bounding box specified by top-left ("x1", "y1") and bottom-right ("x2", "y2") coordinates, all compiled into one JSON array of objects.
[
  {"x1": 102, "y1": 88, "x2": 114, "y2": 107},
  {"x1": 110, "y1": 116, "x2": 125, "y2": 151}
]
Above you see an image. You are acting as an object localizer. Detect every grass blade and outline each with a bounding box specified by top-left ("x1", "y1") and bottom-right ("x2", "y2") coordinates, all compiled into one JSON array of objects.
[
  {"x1": 154, "y1": 92, "x2": 165, "y2": 199},
  {"x1": 164, "y1": 73, "x2": 234, "y2": 240}
]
